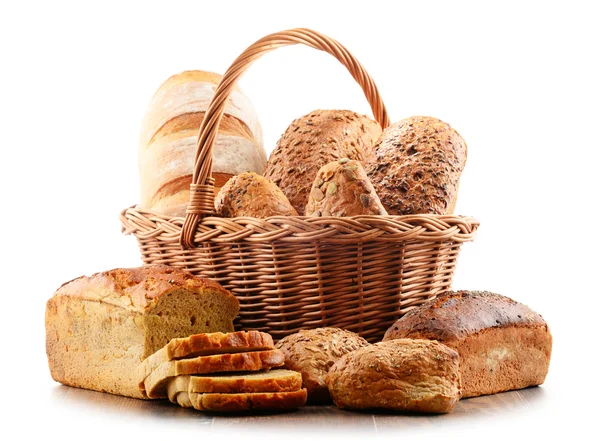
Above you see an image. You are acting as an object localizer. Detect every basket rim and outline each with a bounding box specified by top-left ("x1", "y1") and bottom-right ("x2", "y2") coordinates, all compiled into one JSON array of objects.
[{"x1": 120, "y1": 205, "x2": 479, "y2": 245}]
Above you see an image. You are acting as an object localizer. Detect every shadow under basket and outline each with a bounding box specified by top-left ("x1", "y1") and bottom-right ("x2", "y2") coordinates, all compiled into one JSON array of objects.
[{"x1": 120, "y1": 28, "x2": 479, "y2": 342}]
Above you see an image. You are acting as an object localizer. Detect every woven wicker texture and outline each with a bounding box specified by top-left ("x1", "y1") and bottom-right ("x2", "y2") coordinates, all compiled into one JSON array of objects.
[{"x1": 120, "y1": 28, "x2": 479, "y2": 342}]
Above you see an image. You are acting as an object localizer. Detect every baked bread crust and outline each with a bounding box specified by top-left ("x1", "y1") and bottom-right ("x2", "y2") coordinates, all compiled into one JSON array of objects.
[
  {"x1": 183, "y1": 389, "x2": 308, "y2": 412},
  {"x1": 383, "y1": 290, "x2": 552, "y2": 398},
  {"x1": 142, "y1": 349, "x2": 285, "y2": 398},
  {"x1": 264, "y1": 110, "x2": 382, "y2": 215},
  {"x1": 305, "y1": 158, "x2": 387, "y2": 217},
  {"x1": 365, "y1": 115, "x2": 467, "y2": 215},
  {"x1": 275, "y1": 328, "x2": 370, "y2": 403},
  {"x1": 166, "y1": 369, "x2": 303, "y2": 401},
  {"x1": 326, "y1": 339, "x2": 461, "y2": 413},
  {"x1": 215, "y1": 172, "x2": 297, "y2": 218}
]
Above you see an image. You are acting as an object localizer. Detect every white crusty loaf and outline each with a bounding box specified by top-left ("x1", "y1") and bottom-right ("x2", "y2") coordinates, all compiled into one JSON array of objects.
[
  {"x1": 139, "y1": 70, "x2": 267, "y2": 217},
  {"x1": 45, "y1": 265, "x2": 239, "y2": 399}
]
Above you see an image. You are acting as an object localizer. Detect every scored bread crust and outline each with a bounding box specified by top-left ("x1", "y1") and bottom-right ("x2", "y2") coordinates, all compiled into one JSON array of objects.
[
  {"x1": 182, "y1": 389, "x2": 308, "y2": 412},
  {"x1": 305, "y1": 158, "x2": 387, "y2": 217},
  {"x1": 326, "y1": 339, "x2": 461, "y2": 414},
  {"x1": 142, "y1": 349, "x2": 285, "y2": 399},
  {"x1": 365, "y1": 115, "x2": 467, "y2": 215},
  {"x1": 214, "y1": 172, "x2": 297, "y2": 218},
  {"x1": 166, "y1": 369, "x2": 303, "y2": 402},
  {"x1": 382, "y1": 290, "x2": 553, "y2": 398},
  {"x1": 275, "y1": 328, "x2": 370, "y2": 403},
  {"x1": 138, "y1": 331, "x2": 274, "y2": 381},
  {"x1": 264, "y1": 110, "x2": 382, "y2": 215}
]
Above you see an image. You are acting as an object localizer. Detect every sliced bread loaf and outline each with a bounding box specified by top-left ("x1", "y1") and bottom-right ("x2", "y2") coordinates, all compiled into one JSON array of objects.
[{"x1": 182, "y1": 389, "x2": 308, "y2": 412}]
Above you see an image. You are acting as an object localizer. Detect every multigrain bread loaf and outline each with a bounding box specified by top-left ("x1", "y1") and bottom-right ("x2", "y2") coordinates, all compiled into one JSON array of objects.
[
  {"x1": 179, "y1": 389, "x2": 308, "y2": 412},
  {"x1": 264, "y1": 110, "x2": 382, "y2": 215},
  {"x1": 166, "y1": 370, "x2": 303, "y2": 402},
  {"x1": 275, "y1": 328, "x2": 370, "y2": 403},
  {"x1": 383, "y1": 290, "x2": 552, "y2": 398},
  {"x1": 365, "y1": 116, "x2": 467, "y2": 215},
  {"x1": 142, "y1": 349, "x2": 285, "y2": 399},
  {"x1": 326, "y1": 339, "x2": 461, "y2": 413},
  {"x1": 305, "y1": 158, "x2": 387, "y2": 217},
  {"x1": 139, "y1": 70, "x2": 266, "y2": 217},
  {"x1": 45, "y1": 265, "x2": 239, "y2": 399},
  {"x1": 215, "y1": 172, "x2": 297, "y2": 218}
]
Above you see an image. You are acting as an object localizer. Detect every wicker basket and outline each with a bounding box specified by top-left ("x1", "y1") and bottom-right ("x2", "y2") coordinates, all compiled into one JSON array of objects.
[{"x1": 120, "y1": 28, "x2": 479, "y2": 342}]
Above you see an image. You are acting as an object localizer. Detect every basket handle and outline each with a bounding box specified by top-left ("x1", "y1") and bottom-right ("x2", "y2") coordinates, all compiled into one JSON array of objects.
[{"x1": 180, "y1": 28, "x2": 390, "y2": 249}]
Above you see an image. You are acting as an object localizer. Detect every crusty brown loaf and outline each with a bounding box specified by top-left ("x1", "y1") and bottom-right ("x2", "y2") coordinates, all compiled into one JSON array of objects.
[
  {"x1": 305, "y1": 158, "x2": 387, "y2": 217},
  {"x1": 181, "y1": 389, "x2": 308, "y2": 412},
  {"x1": 45, "y1": 265, "x2": 239, "y2": 399},
  {"x1": 326, "y1": 339, "x2": 461, "y2": 413},
  {"x1": 139, "y1": 70, "x2": 266, "y2": 217},
  {"x1": 264, "y1": 110, "x2": 382, "y2": 215},
  {"x1": 365, "y1": 116, "x2": 467, "y2": 215},
  {"x1": 138, "y1": 330, "x2": 275, "y2": 381},
  {"x1": 383, "y1": 290, "x2": 552, "y2": 398},
  {"x1": 142, "y1": 349, "x2": 285, "y2": 399},
  {"x1": 215, "y1": 172, "x2": 297, "y2": 218},
  {"x1": 275, "y1": 328, "x2": 370, "y2": 403},
  {"x1": 166, "y1": 369, "x2": 303, "y2": 402}
]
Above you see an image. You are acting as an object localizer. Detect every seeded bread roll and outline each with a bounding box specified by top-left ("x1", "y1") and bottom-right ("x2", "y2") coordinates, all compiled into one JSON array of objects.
[
  {"x1": 45, "y1": 265, "x2": 239, "y2": 399},
  {"x1": 326, "y1": 339, "x2": 461, "y2": 414},
  {"x1": 383, "y1": 290, "x2": 552, "y2": 398},
  {"x1": 264, "y1": 110, "x2": 382, "y2": 215},
  {"x1": 365, "y1": 116, "x2": 467, "y2": 215},
  {"x1": 305, "y1": 158, "x2": 387, "y2": 217},
  {"x1": 275, "y1": 328, "x2": 370, "y2": 403},
  {"x1": 215, "y1": 172, "x2": 297, "y2": 218}
]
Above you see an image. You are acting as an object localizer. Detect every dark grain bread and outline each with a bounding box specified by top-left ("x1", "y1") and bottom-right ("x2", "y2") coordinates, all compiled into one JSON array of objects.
[
  {"x1": 365, "y1": 116, "x2": 467, "y2": 215},
  {"x1": 305, "y1": 158, "x2": 387, "y2": 217},
  {"x1": 45, "y1": 265, "x2": 239, "y2": 399},
  {"x1": 215, "y1": 172, "x2": 297, "y2": 218},
  {"x1": 275, "y1": 328, "x2": 370, "y2": 403},
  {"x1": 383, "y1": 290, "x2": 552, "y2": 398},
  {"x1": 326, "y1": 339, "x2": 461, "y2": 413},
  {"x1": 264, "y1": 110, "x2": 382, "y2": 215}
]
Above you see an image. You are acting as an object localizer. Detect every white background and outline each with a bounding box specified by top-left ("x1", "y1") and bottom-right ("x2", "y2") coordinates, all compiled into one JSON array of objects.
[{"x1": 1, "y1": 1, "x2": 598, "y2": 440}]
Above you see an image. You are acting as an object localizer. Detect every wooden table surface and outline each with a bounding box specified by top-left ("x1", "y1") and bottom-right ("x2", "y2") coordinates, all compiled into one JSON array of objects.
[{"x1": 50, "y1": 385, "x2": 547, "y2": 433}]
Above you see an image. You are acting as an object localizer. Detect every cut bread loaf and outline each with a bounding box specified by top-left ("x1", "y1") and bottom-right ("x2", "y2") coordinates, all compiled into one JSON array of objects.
[
  {"x1": 45, "y1": 265, "x2": 239, "y2": 399},
  {"x1": 326, "y1": 339, "x2": 461, "y2": 414},
  {"x1": 275, "y1": 327, "x2": 370, "y2": 403},
  {"x1": 166, "y1": 370, "x2": 303, "y2": 402},
  {"x1": 138, "y1": 330, "x2": 274, "y2": 381},
  {"x1": 181, "y1": 389, "x2": 308, "y2": 412},
  {"x1": 264, "y1": 110, "x2": 382, "y2": 215},
  {"x1": 305, "y1": 158, "x2": 387, "y2": 217},
  {"x1": 383, "y1": 290, "x2": 552, "y2": 398},
  {"x1": 142, "y1": 349, "x2": 285, "y2": 398},
  {"x1": 365, "y1": 116, "x2": 467, "y2": 215},
  {"x1": 139, "y1": 70, "x2": 266, "y2": 217},
  {"x1": 215, "y1": 172, "x2": 297, "y2": 218}
]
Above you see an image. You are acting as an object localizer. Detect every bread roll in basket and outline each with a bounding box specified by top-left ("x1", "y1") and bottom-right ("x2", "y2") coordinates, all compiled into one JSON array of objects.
[{"x1": 120, "y1": 28, "x2": 479, "y2": 342}]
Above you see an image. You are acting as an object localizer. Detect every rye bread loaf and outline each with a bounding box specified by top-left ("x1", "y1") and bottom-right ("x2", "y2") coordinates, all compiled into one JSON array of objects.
[
  {"x1": 383, "y1": 290, "x2": 552, "y2": 398},
  {"x1": 45, "y1": 265, "x2": 239, "y2": 399},
  {"x1": 275, "y1": 328, "x2": 370, "y2": 403},
  {"x1": 305, "y1": 158, "x2": 387, "y2": 217},
  {"x1": 166, "y1": 369, "x2": 303, "y2": 402},
  {"x1": 181, "y1": 389, "x2": 308, "y2": 412},
  {"x1": 326, "y1": 339, "x2": 461, "y2": 413},
  {"x1": 215, "y1": 172, "x2": 297, "y2": 218},
  {"x1": 264, "y1": 110, "x2": 382, "y2": 215},
  {"x1": 365, "y1": 116, "x2": 467, "y2": 215},
  {"x1": 142, "y1": 349, "x2": 285, "y2": 398}
]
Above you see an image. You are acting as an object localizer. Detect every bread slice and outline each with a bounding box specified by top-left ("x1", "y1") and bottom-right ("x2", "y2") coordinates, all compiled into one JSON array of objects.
[
  {"x1": 166, "y1": 369, "x2": 303, "y2": 402},
  {"x1": 138, "y1": 331, "x2": 274, "y2": 382},
  {"x1": 143, "y1": 349, "x2": 285, "y2": 398},
  {"x1": 180, "y1": 389, "x2": 308, "y2": 412}
]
